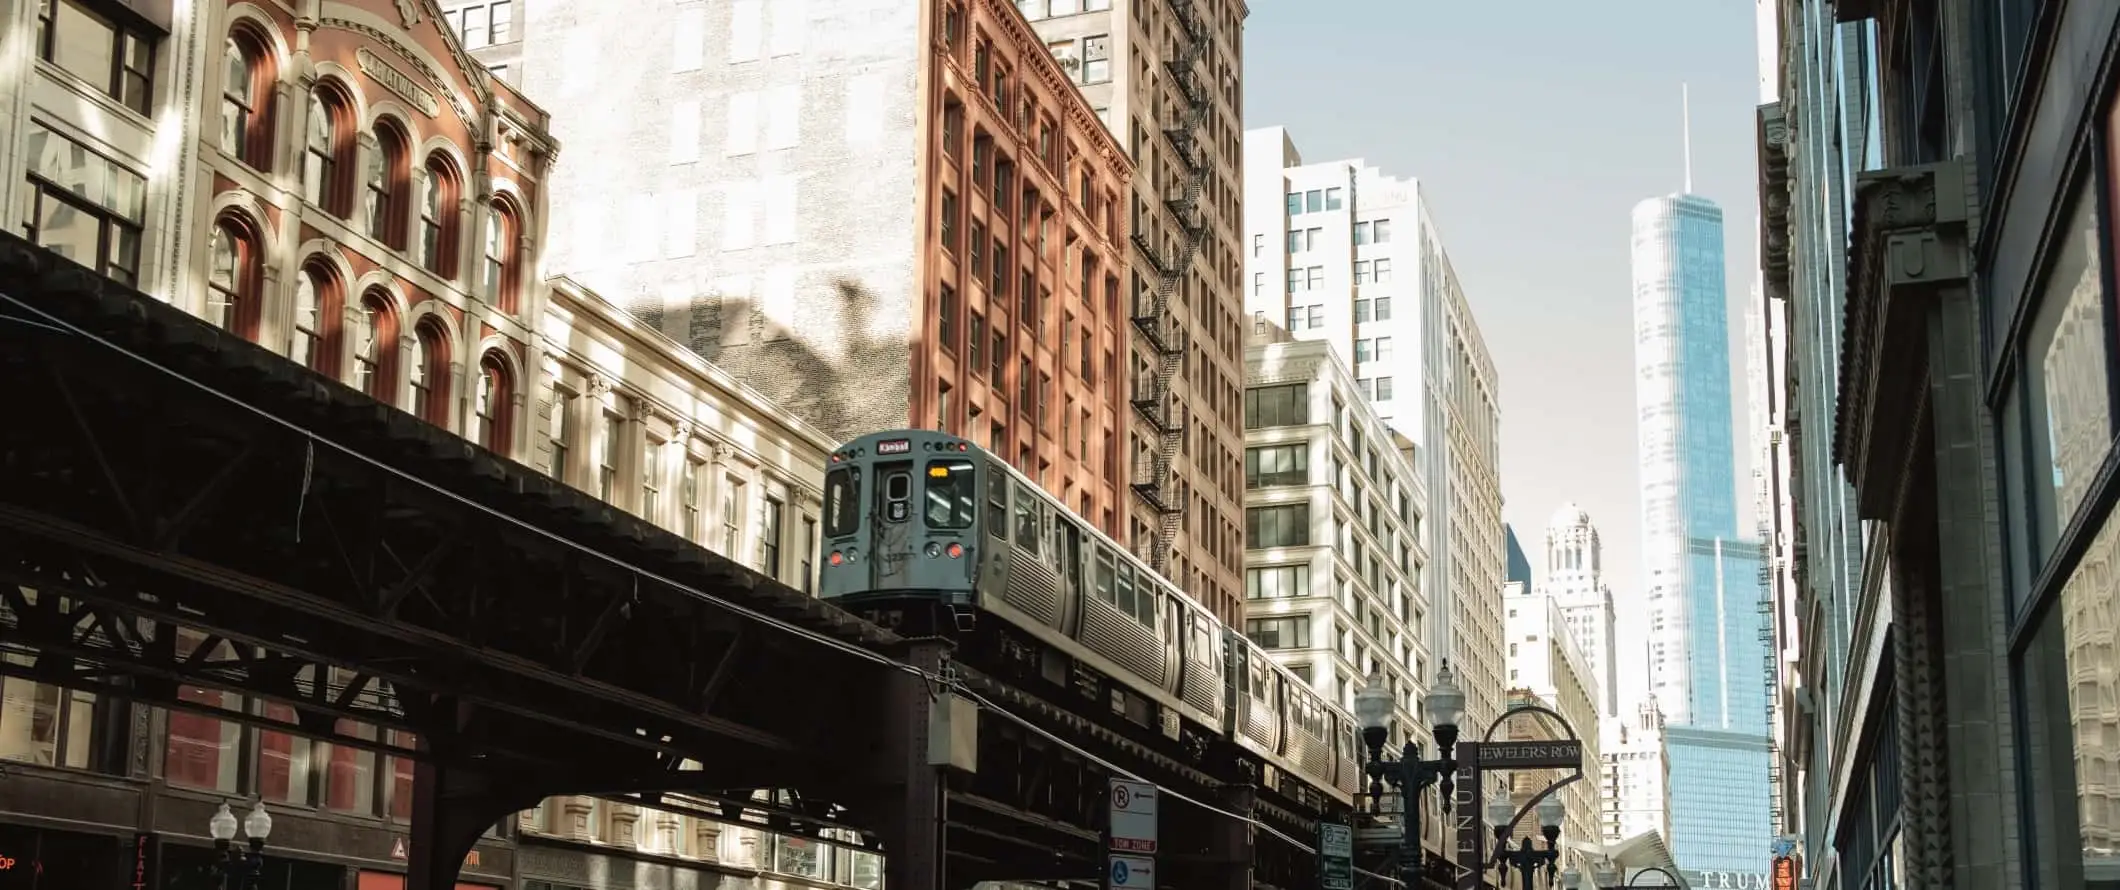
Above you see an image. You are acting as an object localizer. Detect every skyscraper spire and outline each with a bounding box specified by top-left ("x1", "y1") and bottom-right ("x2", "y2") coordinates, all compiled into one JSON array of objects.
[{"x1": 1682, "y1": 82, "x2": 1694, "y2": 195}]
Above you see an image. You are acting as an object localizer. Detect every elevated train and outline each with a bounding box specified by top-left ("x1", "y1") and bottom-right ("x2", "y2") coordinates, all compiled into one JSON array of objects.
[{"x1": 817, "y1": 429, "x2": 1360, "y2": 808}]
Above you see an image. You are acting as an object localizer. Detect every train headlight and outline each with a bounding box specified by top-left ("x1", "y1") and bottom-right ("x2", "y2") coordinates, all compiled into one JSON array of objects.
[
  {"x1": 946, "y1": 543, "x2": 964, "y2": 559},
  {"x1": 924, "y1": 542, "x2": 942, "y2": 558}
]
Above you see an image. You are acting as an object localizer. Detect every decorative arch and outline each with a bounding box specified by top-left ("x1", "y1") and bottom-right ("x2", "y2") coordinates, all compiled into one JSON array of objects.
[
  {"x1": 480, "y1": 191, "x2": 527, "y2": 314},
  {"x1": 364, "y1": 114, "x2": 416, "y2": 249},
  {"x1": 312, "y1": 63, "x2": 371, "y2": 124},
  {"x1": 415, "y1": 148, "x2": 467, "y2": 278},
  {"x1": 406, "y1": 310, "x2": 456, "y2": 426},
  {"x1": 302, "y1": 75, "x2": 362, "y2": 217},
  {"x1": 349, "y1": 270, "x2": 412, "y2": 321},
  {"x1": 414, "y1": 135, "x2": 473, "y2": 189},
  {"x1": 350, "y1": 282, "x2": 405, "y2": 400},
  {"x1": 221, "y1": 9, "x2": 287, "y2": 170},
  {"x1": 208, "y1": 189, "x2": 282, "y2": 247},
  {"x1": 468, "y1": 337, "x2": 525, "y2": 455},
  {"x1": 291, "y1": 253, "x2": 349, "y2": 375},
  {"x1": 364, "y1": 100, "x2": 420, "y2": 138},
  {"x1": 205, "y1": 209, "x2": 267, "y2": 340}
]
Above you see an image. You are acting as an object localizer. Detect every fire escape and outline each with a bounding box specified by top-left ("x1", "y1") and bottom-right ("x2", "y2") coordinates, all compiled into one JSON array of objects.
[
  {"x1": 1757, "y1": 474, "x2": 1784, "y2": 831},
  {"x1": 1127, "y1": 0, "x2": 1213, "y2": 575}
]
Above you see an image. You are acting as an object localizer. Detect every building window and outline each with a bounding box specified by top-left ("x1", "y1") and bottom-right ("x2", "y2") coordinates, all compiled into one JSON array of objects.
[
  {"x1": 1081, "y1": 35, "x2": 1110, "y2": 84},
  {"x1": 162, "y1": 630, "x2": 242, "y2": 791},
  {"x1": 0, "y1": 673, "x2": 100, "y2": 770},
  {"x1": 642, "y1": 438, "x2": 665, "y2": 522},
  {"x1": 366, "y1": 122, "x2": 411, "y2": 247},
  {"x1": 303, "y1": 87, "x2": 356, "y2": 215},
  {"x1": 681, "y1": 454, "x2": 705, "y2": 541},
  {"x1": 1245, "y1": 564, "x2": 1310, "y2": 600},
  {"x1": 550, "y1": 387, "x2": 577, "y2": 484},
  {"x1": 21, "y1": 121, "x2": 146, "y2": 286},
  {"x1": 419, "y1": 156, "x2": 462, "y2": 277},
  {"x1": 940, "y1": 188, "x2": 958, "y2": 252},
  {"x1": 1245, "y1": 444, "x2": 1309, "y2": 488},
  {"x1": 1373, "y1": 258, "x2": 1393, "y2": 283},
  {"x1": 468, "y1": 352, "x2": 512, "y2": 452},
  {"x1": 353, "y1": 291, "x2": 397, "y2": 399},
  {"x1": 448, "y1": 0, "x2": 514, "y2": 48},
  {"x1": 482, "y1": 200, "x2": 520, "y2": 312},
  {"x1": 1244, "y1": 615, "x2": 1311, "y2": 649},
  {"x1": 205, "y1": 218, "x2": 258, "y2": 336},
  {"x1": 292, "y1": 263, "x2": 343, "y2": 374},
  {"x1": 409, "y1": 319, "x2": 449, "y2": 424},
  {"x1": 938, "y1": 283, "x2": 959, "y2": 354},
  {"x1": 760, "y1": 495, "x2": 785, "y2": 579},
  {"x1": 37, "y1": 0, "x2": 156, "y2": 114},
  {"x1": 220, "y1": 30, "x2": 274, "y2": 168},
  {"x1": 723, "y1": 477, "x2": 746, "y2": 556},
  {"x1": 969, "y1": 312, "x2": 986, "y2": 372},
  {"x1": 599, "y1": 411, "x2": 624, "y2": 502},
  {"x1": 1246, "y1": 504, "x2": 1309, "y2": 548},
  {"x1": 1245, "y1": 383, "x2": 1309, "y2": 429},
  {"x1": 1374, "y1": 296, "x2": 1393, "y2": 320},
  {"x1": 801, "y1": 516, "x2": 817, "y2": 594},
  {"x1": 1375, "y1": 377, "x2": 1395, "y2": 401}
]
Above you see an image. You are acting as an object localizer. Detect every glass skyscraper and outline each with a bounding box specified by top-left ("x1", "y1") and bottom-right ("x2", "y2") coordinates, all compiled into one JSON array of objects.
[{"x1": 1629, "y1": 193, "x2": 1773, "y2": 874}]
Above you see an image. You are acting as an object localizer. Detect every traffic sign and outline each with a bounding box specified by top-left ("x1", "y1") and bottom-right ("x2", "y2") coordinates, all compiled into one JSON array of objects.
[
  {"x1": 1109, "y1": 854, "x2": 1156, "y2": 888},
  {"x1": 1318, "y1": 822, "x2": 1354, "y2": 890},
  {"x1": 1108, "y1": 778, "x2": 1158, "y2": 854}
]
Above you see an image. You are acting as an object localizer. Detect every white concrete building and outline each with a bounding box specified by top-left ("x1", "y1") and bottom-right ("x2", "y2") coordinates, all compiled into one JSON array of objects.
[
  {"x1": 1542, "y1": 504, "x2": 1621, "y2": 718},
  {"x1": 1502, "y1": 581, "x2": 1605, "y2": 868},
  {"x1": 1601, "y1": 698, "x2": 1672, "y2": 850},
  {"x1": 1240, "y1": 125, "x2": 1508, "y2": 748}
]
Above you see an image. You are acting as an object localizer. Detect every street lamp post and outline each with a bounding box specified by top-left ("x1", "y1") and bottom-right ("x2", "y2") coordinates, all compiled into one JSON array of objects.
[
  {"x1": 208, "y1": 801, "x2": 273, "y2": 890},
  {"x1": 1352, "y1": 661, "x2": 1468, "y2": 889},
  {"x1": 1487, "y1": 794, "x2": 1563, "y2": 890}
]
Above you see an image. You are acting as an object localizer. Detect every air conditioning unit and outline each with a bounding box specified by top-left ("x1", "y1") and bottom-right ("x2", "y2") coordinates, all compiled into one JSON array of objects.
[{"x1": 1051, "y1": 49, "x2": 1081, "y2": 70}]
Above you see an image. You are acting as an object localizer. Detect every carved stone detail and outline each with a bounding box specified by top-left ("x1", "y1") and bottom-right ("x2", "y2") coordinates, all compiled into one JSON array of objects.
[{"x1": 585, "y1": 374, "x2": 611, "y2": 400}]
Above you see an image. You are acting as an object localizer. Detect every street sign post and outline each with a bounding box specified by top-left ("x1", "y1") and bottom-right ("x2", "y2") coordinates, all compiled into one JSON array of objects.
[
  {"x1": 1318, "y1": 821, "x2": 1354, "y2": 890},
  {"x1": 1108, "y1": 779, "x2": 1159, "y2": 854},
  {"x1": 1108, "y1": 854, "x2": 1156, "y2": 888}
]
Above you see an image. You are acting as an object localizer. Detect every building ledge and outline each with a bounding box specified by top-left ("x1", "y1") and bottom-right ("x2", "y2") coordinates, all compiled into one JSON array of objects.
[
  {"x1": 1833, "y1": 161, "x2": 1971, "y2": 519},
  {"x1": 1758, "y1": 102, "x2": 1793, "y2": 302}
]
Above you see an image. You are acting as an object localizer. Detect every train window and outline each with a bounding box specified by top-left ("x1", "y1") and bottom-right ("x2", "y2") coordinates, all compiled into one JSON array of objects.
[
  {"x1": 1191, "y1": 615, "x2": 1215, "y2": 662},
  {"x1": 923, "y1": 459, "x2": 977, "y2": 529},
  {"x1": 823, "y1": 468, "x2": 861, "y2": 536},
  {"x1": 1012, "y1": 483, "x2": 1041, "y2": 555},
  {"x1": 1094, "y1": 549, "x2": 1117, "y2": 603},
  {"x1": 881, "y1": 470, "x2": 913, "y2": 522},
  {"x1": 984, "y1": 463, "x2": 1009, "y2": 539},
  {"x1": 1135, "y1": 582, "x2": 1158, "y2": 629},
  {"x1": 1114, "y1": 563, "x2": 1136, "y2": 616}
]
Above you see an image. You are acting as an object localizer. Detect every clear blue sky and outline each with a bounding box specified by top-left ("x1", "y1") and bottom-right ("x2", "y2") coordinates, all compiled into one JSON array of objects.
[{"x1": 1241, "y1": 0, "x2": 1766, "y2": 659}]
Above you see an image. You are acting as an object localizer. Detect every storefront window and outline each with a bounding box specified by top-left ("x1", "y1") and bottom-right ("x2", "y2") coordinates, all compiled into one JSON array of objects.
[
  {"x1": 386, "y1": 729, "x2": 418, "y2": 820},
  {"x1": 2018, "y1": 512, "x2": 2119, "y2": 889},
  {"x1": 2023, "y1": 183, "x2": 2111, "y2": 567},
  {"x1": 165, "y1": 630, "x2": 242, "y2": 791},
  {"x1": 0, "y1": 670, "x2": 96, "y2": 769},
  {"x1": 258, "y1": 701, "x2": 316, "y2": 806},
  {"x1": 775, "y1": 835, "x2": 826, "y2": 877},
  {"x1": 322, "y1": 717, "x2": 377, "y2": 815}
]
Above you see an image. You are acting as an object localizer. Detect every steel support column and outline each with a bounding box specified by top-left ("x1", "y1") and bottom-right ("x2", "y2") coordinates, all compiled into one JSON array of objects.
[
  {"x1": 404, "y1": 758, "x2": 546, "y2": 890},
  {"x1": 1218, "y1": 783, "x2": 1256, "y2": 890},
  {"x1": 882, "y1": 640, "x2": 950, "y2": 890}
]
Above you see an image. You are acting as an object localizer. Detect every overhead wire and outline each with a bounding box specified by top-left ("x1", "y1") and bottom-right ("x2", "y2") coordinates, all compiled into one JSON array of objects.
[{"x1": 0, "y1": 288, "x2": 1427, "y2": 882}]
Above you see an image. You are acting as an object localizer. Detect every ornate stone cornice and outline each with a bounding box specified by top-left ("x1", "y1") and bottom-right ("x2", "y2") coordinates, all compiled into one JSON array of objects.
[
  {"x1": 967, "y1": 0, "x2": 1130, "y2": 174},
  {"x1": 1834, "y1": 160, "x2": 1969, "y2": 518},
  {"x1": 1757, "y1": 102, "x2": 1792, "y2": 302}
]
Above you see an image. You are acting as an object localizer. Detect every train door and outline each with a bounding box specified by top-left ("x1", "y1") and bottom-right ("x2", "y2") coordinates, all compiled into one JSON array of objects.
[
  {"x1": 1058, "y1": 519, "x2": 1084, "y2": 635},
  {"x1": 872, "y1": 458, "x2": 915, "y2": 588}
]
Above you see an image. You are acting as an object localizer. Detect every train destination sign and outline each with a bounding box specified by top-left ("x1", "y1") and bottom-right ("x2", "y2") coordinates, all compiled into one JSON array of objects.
[
  {"x1": 1477, "y1": 740, "x2": 1584, "y2": 770},
  {"x1": 876, "y1": 439, "x2": 911, "y2": 454},
  {"x1": 1108, "y1": 779, "x2": 1159, "y2": 854}
]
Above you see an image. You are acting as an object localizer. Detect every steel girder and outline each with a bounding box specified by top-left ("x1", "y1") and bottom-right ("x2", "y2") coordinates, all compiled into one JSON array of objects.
[{"x1": 0, "y1": 237, "x2": 900, "y2": 815}]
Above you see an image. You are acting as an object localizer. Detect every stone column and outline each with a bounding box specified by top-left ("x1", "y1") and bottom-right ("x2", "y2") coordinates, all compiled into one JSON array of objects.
[
  {"x1": 559, "y1": 795, "x2": 594, "y2": 841},
  {"x1": 354, "y1": 130, "x2": 380, "y2": 239},
  {"x1": 692, "y1": 820, "x2": 722, "y2": 862},
  {"x1": 608, "y1": 803, "x2": 640, "y2": 848}
]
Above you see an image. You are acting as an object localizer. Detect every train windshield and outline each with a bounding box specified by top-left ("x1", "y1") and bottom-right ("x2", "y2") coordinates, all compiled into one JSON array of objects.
[
  {"x1": 924, "y1": 459, "x2": 977, "y2": 529},
  {"x1": 824, "y1": 467, "x2": 860, "y2": 536}
]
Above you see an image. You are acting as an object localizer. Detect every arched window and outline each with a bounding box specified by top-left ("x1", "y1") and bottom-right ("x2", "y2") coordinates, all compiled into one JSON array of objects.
[
  {"x1": 468, "y1": 352, "x2": 513, "y2": 452},
  {"x1": 292, "y1": 262, "x2": 343, "y2": 374},
  {"x1": 206, "y1": 219, "x2": 257, "y2": 336},
  {"x1": 302, "y1": 87, "x2": 356, "y2": 216},
  {"x1": 418, "y1": 155, "x2": 460, "y2": 277},
  {"x1": 409, "y1": 318, "x2": 450, "y2": 424},
  {"x1": 354, "y1": 290, "x2": 398, "y2": 399},
  {"x1": 219, "y1": 31, "x2": 274, "y2": 169},
  {"x1": 365, "y1": 122, "x2": 411, "y2": 248},
  {"x1": 481, "y1": 200, "x2": 519, "y2": 312}
]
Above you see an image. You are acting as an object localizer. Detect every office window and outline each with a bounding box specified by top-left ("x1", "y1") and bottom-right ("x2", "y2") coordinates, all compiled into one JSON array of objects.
[
  {"x1": 940, "y1": 188, "x2": 958, "y2": 252},
  {"x1": 938, "y1": 283, "x2": 959, "y2": 354},
  {"x1": 642, "y1": 438, "x2": 664, "y2": 522},
  {"x1": 1354, "y1": 221, "x2": 1371, "y2": 245},
  {"x1": 1245, "y1": 615, "x2": 1311, "y2": 650},
  {"x1": 760, "y1": 495, "x2": 785, "y2": 578},
  {"x1": 1245, "y1": 444, "x2": 1309, "y2": 488},
  {"x1": 1306, "y1": 305, "x2": 1324, "y2": 329},
  {"x1": 598, "y1": 411, "x2": 624, "y2": 501},
  {"x1": 1374, "y1": 296, "x2": 1393, "y2": 320},
  {"x1": 1355, "y1": 339, "x2": 1374, "y2": 363},
  {"x1": 1354, "y1": 299, "x2": 1372, "y2": 322},
  {"x1": 39, "y1": 0, "x2": 156, "y2": 114},
  {"x1": 1081, "y1": 35, "x2": 1110, "y2": 83},
  {"x1": 969, "y1": 312, "x2": 986, "y2": 371},
  {"x1": 681, "y1": 455, "x2": 705, "y2": 541},
  {"x1": 1373, "y1": 337, "x2": 1394, "y2": 361},
  {"x1": 1285, "y1": 193, "x2": 1302, "y2": 215},
  {"x1": 1375, "y1": 377, "x2": 1395, "y2": 401},
  {"x1": 449, "y1": 1, "x2": 514, "y2": 48},
  {"x1": 1354, "y1": 260, "x2": 1371, "y2": 285},
  {"x1": 1246, "y1": 564, "x2": 1310, "y2": 600},
  {"x1": 1325, "y1": 187, "x2": 1343, "y2": 210},
  {"x1": 1373, "y1": 258, "x2": 1393, "y2": 282},
  {"x1": 723, "y1": 477, "x2": 747, "y2": 555},
  {"x1": 1286, "y1": 268, "x2": 1303, "y2": 293},
  {"x1": 1372, "y1": 219, "x2": 1393, "y2": 243},
  {"x1": 1246, "y1": 383, "x2": 1308, "y2": 429},
  {"x1": 1246, "y1": 504, "x2": 1309, "y2": 548},
  {"x1": 21, "y1": 122, "x2": 146, "y2": 285}
]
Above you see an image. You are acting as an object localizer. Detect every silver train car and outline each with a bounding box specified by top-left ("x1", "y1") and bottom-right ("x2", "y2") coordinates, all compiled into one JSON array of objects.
[{"x1": 817, "y1": 429, "x2": 1359, "y2": 807}]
